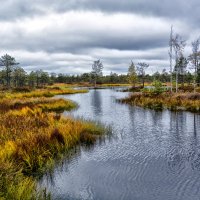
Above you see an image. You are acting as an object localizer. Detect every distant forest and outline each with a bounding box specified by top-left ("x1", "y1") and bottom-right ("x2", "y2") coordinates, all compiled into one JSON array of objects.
[
  {"x1": 1, "y1": 27, "x2": 200, "y2": 89},
  {"x1": 0, "y1": 53, "x2": 198, "y2": 89}
]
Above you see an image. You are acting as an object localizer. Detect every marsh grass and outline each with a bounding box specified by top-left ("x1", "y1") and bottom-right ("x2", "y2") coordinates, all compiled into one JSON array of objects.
[
  {"x1": 120, "y1": 92, "x2": 200, "y2": 112},
  {"x1": 0, "y1": 107, "x2": 106, "y2": 199},
  {"x1": 0, "y1": 87, "x2": 88, "y2": 100},
  {"x1": 0, "y1": 98, "x2": 76, "y2": 113},
  {"x1": 0, "y1": 86, "x2": 107, "y2": 200}
]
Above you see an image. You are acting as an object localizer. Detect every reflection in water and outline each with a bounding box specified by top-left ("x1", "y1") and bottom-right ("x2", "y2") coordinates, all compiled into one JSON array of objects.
[
  {"x1": 194, "y1": 114, "x2": 197, "y2": 137},
  {"x1": 91, "y1": 89, "x2": 102, "y2": 116},
  {"x1": 40, "y1": 137, "x2": 107, "y2": 188},
  {"x1": 40, "y1": 146, "x2": 82, "y2": 188},
  {"x1": 167, "y1": 112, "x2": 185, "y2": 173},
  {"x1": 190, "y1": 114, "x2": 200, "y2": 171},
  {"x1": 41, "y1": 89, "x2": 200, "y2": 200},
  {"x1": 167, "y1": 113, "x2": 200, "y2": 173}
]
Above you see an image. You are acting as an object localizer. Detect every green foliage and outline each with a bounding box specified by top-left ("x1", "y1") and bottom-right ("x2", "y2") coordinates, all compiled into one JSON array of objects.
[
  {"x1": 0, "y1": 54, "x2": 18, "y2": 88},
  {"x1": 127, "y1": 61, "x2": 137, "y2": 86},
  {"x1": 152, "y1": 80, "x2": 162, "y2": 88},
  {"x1": 152, "y1": 80, "x2": 165, "y2": 94}
]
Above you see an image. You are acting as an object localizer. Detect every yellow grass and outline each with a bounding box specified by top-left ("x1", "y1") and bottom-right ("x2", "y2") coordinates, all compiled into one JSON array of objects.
[
  {"x1": 0, "y1": 107, "x2": 106, "y2": 199},
  {"x1": 0, "y1": 87, "x2": 88, "y2": 100},
  {"x1": 0, "y1": 86, "x2": 107, "y2": 200},
  {"x1": 0, "y1": 98, "x2": 76, "y2": 113}
]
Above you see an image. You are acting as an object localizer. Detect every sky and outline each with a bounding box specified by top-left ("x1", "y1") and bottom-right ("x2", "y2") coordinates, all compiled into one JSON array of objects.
[{"x1": 0, "y1": 0, "x2": 200, "y2": 75}]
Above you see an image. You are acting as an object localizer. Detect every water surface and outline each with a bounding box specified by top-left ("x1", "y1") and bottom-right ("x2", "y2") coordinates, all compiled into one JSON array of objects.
[{"x1": 41, "y1": 88, "x2": 200, "y2": 200}]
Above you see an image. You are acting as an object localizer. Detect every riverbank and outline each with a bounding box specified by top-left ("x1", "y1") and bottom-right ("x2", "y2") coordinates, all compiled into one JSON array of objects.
[
  {"x1": 120, "y1": 92, "x2": 200, "y2": 112},
  {"x1": 0, "y1": 87, "x2": 107, "y2": 200}
]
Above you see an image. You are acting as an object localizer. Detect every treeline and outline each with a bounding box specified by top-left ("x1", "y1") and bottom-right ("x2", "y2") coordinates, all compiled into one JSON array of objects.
[
  {"x1": 0, "y1": 53, "x2": 198, "y2": 89},
  {"x1": 0, "y1": 54, "x2": 128, "y2": 88},
  {"x1": 127, "y1": 64, "x2": 195, "y2": 87}
]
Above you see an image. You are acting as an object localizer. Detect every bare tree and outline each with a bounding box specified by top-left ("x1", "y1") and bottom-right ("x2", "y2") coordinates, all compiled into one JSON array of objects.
[
  {"x1": 169, "y1": 25, "x2": 173, "y2": 92},
  {"x1": 172, "y1": 34, "x2": 186, "y2": 92},
  {"x1": 91, "y1": 59, "x2": 103, "y2": 87},
  {"x1": 188, "y1": 38, "x2": 200, "y2": 92},
  {"x1": 137, "y1": 62, "x2": 149, "y2": 88}
]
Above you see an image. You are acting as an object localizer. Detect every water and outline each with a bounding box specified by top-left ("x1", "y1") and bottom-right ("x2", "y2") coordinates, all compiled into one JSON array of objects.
[{"x1": 41, "y1": 88, "x2": 200, "y2": 200}]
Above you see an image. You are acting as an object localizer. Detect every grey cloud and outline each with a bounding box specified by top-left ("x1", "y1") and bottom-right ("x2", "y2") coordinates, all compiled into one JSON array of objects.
[
  {"x1": 0, "y1": 0, "x2": 199, "y2": 25},
  {"x1": 0, "y1": 18, "x2": 172, "y2": 54},
  {"x1": 0, "y1": 1, "x2": 198, "y2": 74}
]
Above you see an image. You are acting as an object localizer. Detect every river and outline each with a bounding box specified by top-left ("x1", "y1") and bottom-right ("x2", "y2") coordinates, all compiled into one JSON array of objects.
[{"x1": 40, "y1": 88, "x2": 200, "y2": 200}]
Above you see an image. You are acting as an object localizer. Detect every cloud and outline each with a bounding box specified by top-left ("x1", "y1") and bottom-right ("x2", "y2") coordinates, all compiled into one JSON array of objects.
[
  {"x1": 0, "y1": 1, "x2": 198, "y2": 74},
  {"x1": 1, "y1": 0, "x2": 200, "y2": 25},
  {"x1": 0, "y1": 11, "x2": 188, "y2": 51},
  {"x1": 0, "y1": 11, "x2": 179, "y2": 51}
]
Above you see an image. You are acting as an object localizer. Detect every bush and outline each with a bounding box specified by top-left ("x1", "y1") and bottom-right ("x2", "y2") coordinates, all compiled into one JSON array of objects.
[{"x1": 152, "y1": 80, "x2": 165, "y2": 94}]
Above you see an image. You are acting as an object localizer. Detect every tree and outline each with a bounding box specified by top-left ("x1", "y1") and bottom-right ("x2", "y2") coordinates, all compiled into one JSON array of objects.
[
  {"x1": 127, "y1": 61, "x2": 137, "y2": 87},
  {"x1": 35, "y1": 70, "x2": 43, "y2": 87},
  {"x1": 81, "y1": 73, "x2": 90, "y2": 82},
  {"x1": 12, "y1": 67, "x2": 27, "y2": 87},
  {"x1": 152, "y1": 71, "x2": 161, "y2": 81},
  {"x1": 50, "y1": 72, "x2": 57, "y2": 85},
  {"x1": 137, "y1": 62, "x2": 149, "y2": 87},
  {"x1": 109, "y1": 72, "x2": 115, "y2": 83},
  {"x1": 91, "y1": 59, "x2": 103, "y2": 87},
  {"x1": 0, "y1": 70, "x2": 7, "y2": 86},
  {"x1": 57, "y1": 73, "x2": 66, "y2": 83},
  {"x1": 188, "y1": 38, "x2": 200, "y2": 91},
  {"x1": 197, "y1": 62, "x2": 200, "y2": 85},
  {"x1": 28, "y1": 71, "x2": 37, "y2": 88},
  {"x1": 40, "y1": 71, "x2": 49, "y2": 86},
  {"x1": 169, "y1": 25, "x2": 174, "y2": 92},
  {"x1": 160, "y1": 69, "x2": 170, "y2": 83},
  {"x1": 174, "y1": 56, "x2": 188, "y2": 87},
  {"x1": 172, "y1": 34, "x2": 186, "y2": 92},
  {"x1": 185, "y1": 71, "x2": 193, "y2": 85},
  {"x1": 0, "y1": 54, "x2": 18, "y2": 88}
]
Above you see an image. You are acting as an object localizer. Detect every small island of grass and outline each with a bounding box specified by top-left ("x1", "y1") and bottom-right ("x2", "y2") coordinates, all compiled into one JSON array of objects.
[{"x1": 120, "y1": 82, "x2": 200, "y2": 112}]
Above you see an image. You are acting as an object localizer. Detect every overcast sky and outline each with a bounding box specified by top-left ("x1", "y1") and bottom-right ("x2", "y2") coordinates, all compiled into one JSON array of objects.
[{"x1": 0, "y1": 0, "x2": 199, "y2": 75}]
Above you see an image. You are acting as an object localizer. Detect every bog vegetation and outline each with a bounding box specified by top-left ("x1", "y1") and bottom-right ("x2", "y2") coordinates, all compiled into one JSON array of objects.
[
  {"x1": 0, "y1": 85, "x2": 107, "y2": 200},
  {"x1": 120, "y1": 90, "x2": 200, "y2": 112}
]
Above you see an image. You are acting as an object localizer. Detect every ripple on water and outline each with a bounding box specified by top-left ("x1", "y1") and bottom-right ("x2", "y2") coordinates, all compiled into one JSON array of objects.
[{"x1": 41, "y1": 89, "x2": 200, "y2": 200}]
